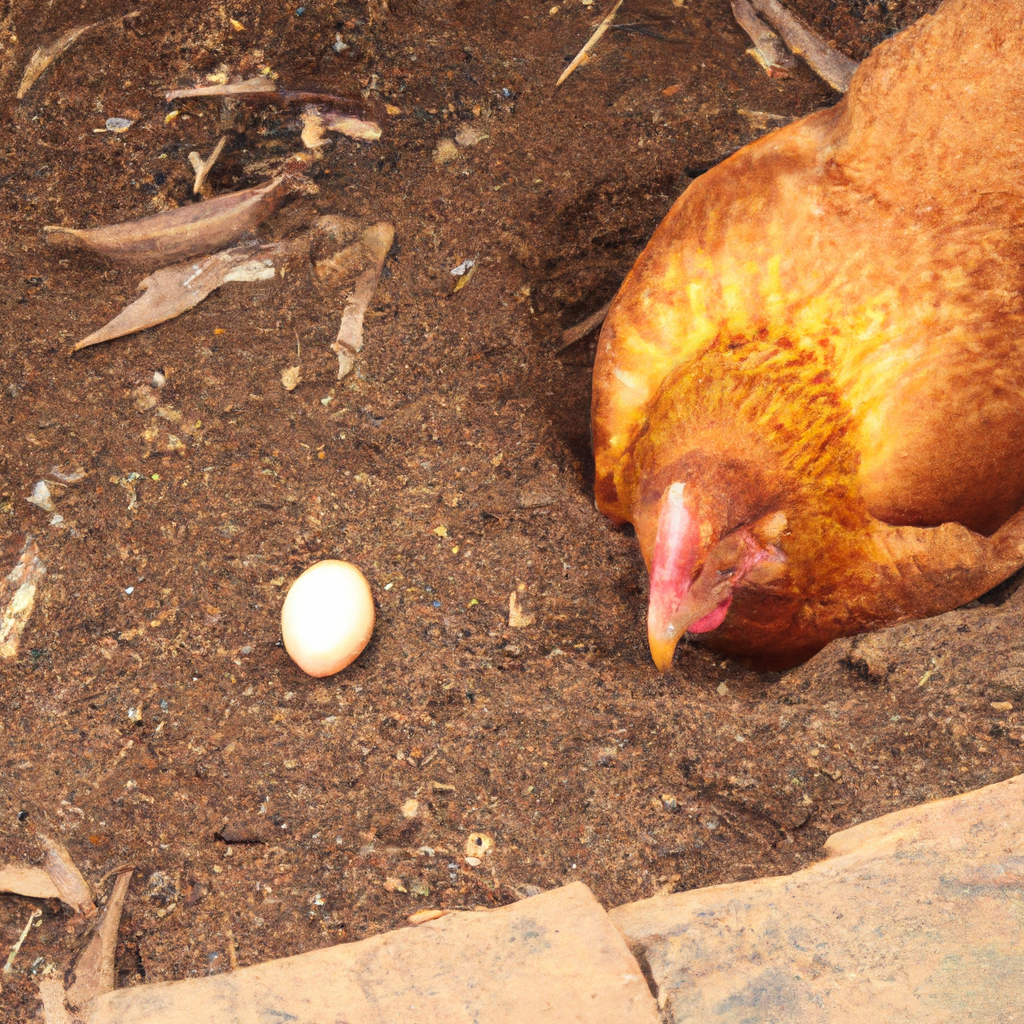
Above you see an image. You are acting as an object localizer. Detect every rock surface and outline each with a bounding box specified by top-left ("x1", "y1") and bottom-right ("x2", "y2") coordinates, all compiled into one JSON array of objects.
[
  {"x1": 610, "y1": 774, "x2": 1024, "y2": 1023},
  {"x1": 90, "y1": 880, "x2": 659, "y2": 1024}
]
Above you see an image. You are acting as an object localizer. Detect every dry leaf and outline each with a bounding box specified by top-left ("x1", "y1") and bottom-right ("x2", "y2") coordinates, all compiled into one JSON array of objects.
[
  {"x1": 44, "y1": 174, "x2": 306, "y2": 266},
  {"x1": 0, "y1": 535, "x2": 46, "y2": 660},
  {"x1": 37, "y1": 977, "x2": 74, "y2": 1024},
  {"x1": 0, "y1": 864, "x2": 61, "y2": 900},
  {"x1": 281, "y1": 366, "x2": 302, "y2": 391},
  {"x1": 39, "y1": 835, "x2": 94, "y2": 917},
  {"x1": 331, "y1": 222, "x2": 394, "y2": 379},
  {"x1": 73, "y1": 239, "x2": 306, "y2": 351}
]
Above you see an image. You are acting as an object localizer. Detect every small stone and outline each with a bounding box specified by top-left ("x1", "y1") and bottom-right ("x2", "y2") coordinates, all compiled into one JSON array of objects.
[
  {"x1": 455, "y1": 125, "x2": 488, "y2": 147},
  {"x1": 433, "y1": 138, "x2": 460, "y2": 164},
  {"x1": 281, "y1": 366, "x2": 302, "y2": 391},
  {"x1": 401, "y1": 798, "x2": 420, "y2": 819}
]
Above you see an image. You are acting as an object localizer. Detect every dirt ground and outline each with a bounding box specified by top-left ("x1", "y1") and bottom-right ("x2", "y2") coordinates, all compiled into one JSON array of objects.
[{"x1": 1, "y1": 0, "x2": 1022, "y2": 1017}]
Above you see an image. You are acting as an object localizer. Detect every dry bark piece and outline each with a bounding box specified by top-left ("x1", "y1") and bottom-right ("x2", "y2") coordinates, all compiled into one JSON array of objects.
[
  {"x1": 17, "y1": 12, "x2": 140, "y2": 100},
  {"x1": 39, "y1": 836, "x2": 94, "y2": 917},
  {"x1": 188, "y1": 135, "x2": 228, "y2": 196},
  {"x1": 331, "y1": 222, "x2": 395, "y2": 379},
  {"x1": 44, "y1": 174, "x2": 306, "y2": 266},
  {"x1": 0, "y1": 535, "x2": 46, "y2": 661},
  {"x1": 73, "y1": 239, "x2": 307, "y2": 351},
  {"x1": 748, "y1": 0, "x2": 859, "y2": 91},
  {"x1": 731, "y1": 0, "x2": 799, "y2": 77},
  {"x1": 65, "y1": 870, "x2": 133, "y2": 1015}
]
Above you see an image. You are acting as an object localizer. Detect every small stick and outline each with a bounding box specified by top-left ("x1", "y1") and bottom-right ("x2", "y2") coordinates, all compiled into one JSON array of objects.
[
  {"x1": 558, "y1": 299, "x2": 612, "y2": 352},
  {"x1": 556, "y1": 0, "x2": 626, "y2": 87},
  {"x1": 3, "y1": 908, "x2": 41, "y2": 974},
  {"x1": 188, "y1": 135, "x2": 228, "y2": 196},
  {"x1": 731, "y1": 0, "x2": 797, "y2": 78},
  {"x1": 747, "y1": 0, "x2": 858, "y2": 92}
]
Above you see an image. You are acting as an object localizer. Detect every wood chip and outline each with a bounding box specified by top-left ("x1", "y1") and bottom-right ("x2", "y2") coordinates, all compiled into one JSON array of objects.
[
  {"x1": 508, "y1": 589, "x2": 536, "y2": 628},
  {"x1": 0, "y1": 535, "x2": 46, "y2": 660},
  {"x1": 39, "y1": 836, "x2": 94, "y2": 917}
]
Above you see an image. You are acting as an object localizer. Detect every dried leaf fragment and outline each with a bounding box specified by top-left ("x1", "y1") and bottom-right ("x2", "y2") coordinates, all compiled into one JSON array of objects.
[
  {"x1": 73, "y1": 239, "x2": 305, "y2": 351},
  {"x1": 408, "y1": 908, "x2": 452, "y2": 924},
  {"x1": 44, "y1": 174, "x2": 305, "y2": 266},
  {"x1": 0, "y1": 535, "x2": 46, "y2": 660},
  {"x1": 17, "y1": 12, "x2": 140, "y2": 100},
  {"x1": 332, "y1": 222, "x2": 395, "y2": 379}
]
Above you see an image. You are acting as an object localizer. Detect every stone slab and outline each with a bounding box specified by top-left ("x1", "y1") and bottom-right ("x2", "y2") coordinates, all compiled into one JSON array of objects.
[
  {"x1": 610, "y1": 773, "x2": 1024, "y2": 1023},
  {"x1": 91, "y1": 880, "x2": 659, "y2": 1024}
]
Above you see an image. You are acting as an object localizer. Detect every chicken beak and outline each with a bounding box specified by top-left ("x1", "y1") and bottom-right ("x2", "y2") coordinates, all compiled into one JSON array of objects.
[{"x1": 648, "y1": 627, "x2": 680, "y2": 673}]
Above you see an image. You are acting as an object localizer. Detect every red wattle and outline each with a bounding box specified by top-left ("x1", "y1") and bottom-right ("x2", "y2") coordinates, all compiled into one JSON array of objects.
[{"x1": 688, "y1": 595, "x2": 732, "y2": 633}]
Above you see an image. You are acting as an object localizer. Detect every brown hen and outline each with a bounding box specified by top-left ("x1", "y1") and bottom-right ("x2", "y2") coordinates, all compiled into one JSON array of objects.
[{"x1": 592, "y1": 0, "x2": 1024, "y2": 670}]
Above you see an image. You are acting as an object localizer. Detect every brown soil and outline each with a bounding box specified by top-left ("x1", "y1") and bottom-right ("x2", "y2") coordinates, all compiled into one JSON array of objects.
[{"x1": 1, "y1": 0, "x2": 1020, "y2": 1017}]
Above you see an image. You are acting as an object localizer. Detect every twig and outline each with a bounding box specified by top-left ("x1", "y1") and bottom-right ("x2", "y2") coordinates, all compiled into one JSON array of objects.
[
  {"x1": 188, "y1": 136, "x2": 228, "y2": 196},
  {"x1": 747, "y1": 0, "x2": 858, "y2": 92},
  {"x1": 558, "y1": 300, "x2": 612, "y2": 352},
  {"x1": 4, "y1": 908, "x2": 42, "y2": 974},
  {"x1": 731, "y1": 0, "x2": 797, "y2": 78},
  {"x1": 556, "y1": 0, "x2": 626, "y2": 87}
]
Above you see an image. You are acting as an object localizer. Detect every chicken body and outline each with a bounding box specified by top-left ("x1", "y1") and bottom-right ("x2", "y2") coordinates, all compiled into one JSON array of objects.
[{"x1": 592, "y1": 0, "x2": 1024, "y2": 669}]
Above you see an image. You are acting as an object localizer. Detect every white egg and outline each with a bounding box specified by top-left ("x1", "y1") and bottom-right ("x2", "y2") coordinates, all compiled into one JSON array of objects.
[{"x1": 281, "y1": 560, "x2": 375, "y2": 677}]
